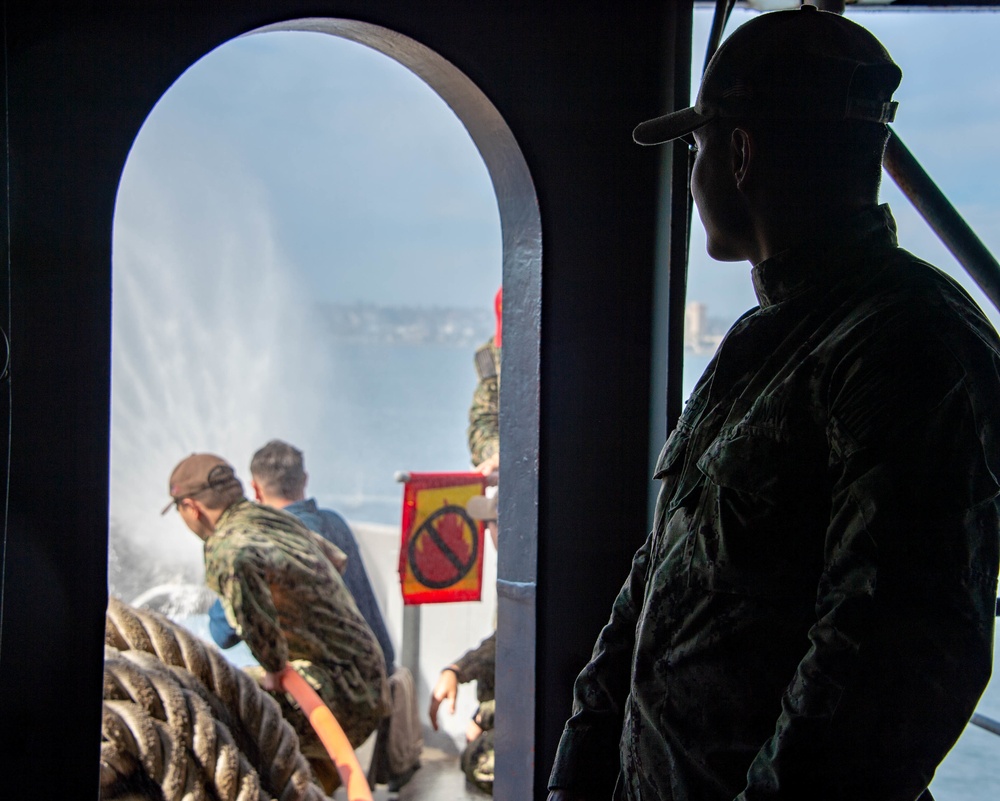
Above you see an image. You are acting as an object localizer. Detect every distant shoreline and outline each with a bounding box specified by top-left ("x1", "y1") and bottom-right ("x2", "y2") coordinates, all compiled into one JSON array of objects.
[{"x1": 316, "y1": 302, "x2": 494, "y2": 347}]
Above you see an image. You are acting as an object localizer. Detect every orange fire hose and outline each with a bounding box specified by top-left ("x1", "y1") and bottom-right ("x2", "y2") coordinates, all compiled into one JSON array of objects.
[{"x1": 279, "y1": 666, "x2": 373, "y2": 801}]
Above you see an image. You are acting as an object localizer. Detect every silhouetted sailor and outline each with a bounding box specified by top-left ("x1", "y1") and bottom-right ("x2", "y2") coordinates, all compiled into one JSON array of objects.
[{"x1": 548, "y1": 8, "x2": 1000, "y2": 801}]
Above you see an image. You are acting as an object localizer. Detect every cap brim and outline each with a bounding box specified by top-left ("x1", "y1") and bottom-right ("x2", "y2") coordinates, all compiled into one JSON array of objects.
[{"x1": 633, "y1": 106, "x2": 713, "y2": 146}]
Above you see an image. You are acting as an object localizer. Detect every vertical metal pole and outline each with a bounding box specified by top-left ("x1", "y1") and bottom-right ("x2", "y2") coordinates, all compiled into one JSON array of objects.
[
  {"x1": 666, "y1": 0, "x2": 733, "y2": 433},
  {"x1": 703, "y1": 0, "x2": 736, "y2": 80},
  {"x1": 400, "y1": 604, "x2": 421, "y2": 689},
  {"x1": 649, "y1": 3, "x2": 694, "y2": 526},
  {"x1": 395, "y1": 471, "x2": 422, "y2": 689},
  {"x1": 665, "y1": 143, "x2": 692, "y2": 434},
  {"x1": 651, "y1": 2, "x2": 694, "y2": 517}
]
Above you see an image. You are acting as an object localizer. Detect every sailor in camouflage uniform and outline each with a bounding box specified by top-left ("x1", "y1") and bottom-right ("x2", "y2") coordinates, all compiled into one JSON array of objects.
[
  {"x1": 454, "y1": 634, "x2": 497, "y2": 792},
  {"x1": 164, "y1": 453, "x2": 388, "y2": 793},
  {"x1": 549, "y1": 8, "x2": 1000, "y2": 801},
  {"x1": 428, "y1": 491, "x2": 500, "y2": 792},
  {"x1": 468, "y1": 288, "x2": 502, "y2": 476},
  {"x1": 430, "y1": 630, "x2": 497, "y2": 792}
]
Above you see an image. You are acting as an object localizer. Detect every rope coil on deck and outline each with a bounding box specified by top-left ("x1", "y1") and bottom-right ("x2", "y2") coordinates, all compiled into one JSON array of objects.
[{"x1": 102, "y1": 596, "x2": 326, "y2": 801}]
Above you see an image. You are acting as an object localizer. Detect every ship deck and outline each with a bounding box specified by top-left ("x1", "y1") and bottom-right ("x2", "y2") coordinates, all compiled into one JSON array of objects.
[{"x1": 334, "y1": 735, "x2": 491, "y2": 801}]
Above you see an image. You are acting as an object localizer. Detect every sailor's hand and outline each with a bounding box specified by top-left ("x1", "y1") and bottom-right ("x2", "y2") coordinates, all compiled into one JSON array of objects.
[
  {"x1": 465, "y1": 717, "x2": 484, "y2": 742},
  {"x1": 474, "y1": 453, "x2": 500, "y2": 481},
  {"x1": 428, "y1": 667, "x2": 460, "y2": 730},
  {"x1": 261, "y1": 669, "x2": 285, "y2": 692}
]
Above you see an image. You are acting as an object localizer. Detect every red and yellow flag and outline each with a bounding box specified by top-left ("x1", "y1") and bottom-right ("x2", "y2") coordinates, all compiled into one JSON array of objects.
[{"x1": 398, "y1": 471, "x2": 487, "y2": 605}]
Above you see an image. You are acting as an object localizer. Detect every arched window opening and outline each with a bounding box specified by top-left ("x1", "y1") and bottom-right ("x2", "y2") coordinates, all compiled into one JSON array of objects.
[{"x1": 109, "y1": 20, "x2": 540, "y2": 800}]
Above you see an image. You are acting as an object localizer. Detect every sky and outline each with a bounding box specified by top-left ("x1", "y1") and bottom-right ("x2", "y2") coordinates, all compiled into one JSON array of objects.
[{"x1": 119, "y1": 30, "x2": 503, "y2": 309}]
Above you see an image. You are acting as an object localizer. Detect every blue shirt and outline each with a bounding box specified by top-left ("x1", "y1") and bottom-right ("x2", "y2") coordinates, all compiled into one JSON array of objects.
[{"x1": 209, "y1": 497, "x2": 395, "y2": 672}]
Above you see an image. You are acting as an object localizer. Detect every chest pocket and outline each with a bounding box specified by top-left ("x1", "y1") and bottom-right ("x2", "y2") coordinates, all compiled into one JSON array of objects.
[
  {"x1": 653, "y1": 392, "x2": 708, "y2": 493},
  {"x1": 653, "y1": 426, "x2": 687, "y2": 489},
  {"x1": 697, "y1": 423, "x2": 820, "y2": 498},
  {"x1": 652, "y1": 402, "x2": 711, "y2": 531},
  {"x1": 687, "y1": 411, "x2": 828, "y2": 598}
]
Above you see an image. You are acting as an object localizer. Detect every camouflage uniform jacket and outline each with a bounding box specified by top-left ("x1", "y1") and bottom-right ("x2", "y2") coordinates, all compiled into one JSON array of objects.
[
  {"x1": 286, "y1": 498, "x2": 396, "y2": 672},
  {"x1": 549, "y1": 206, "x2": 1000, "y2": 801},
  {"x1": 204, "y1": 500, "x2": 386, "y2": 711},
  {"x1": 453, "y1": 631, "x2": 496, "y2": 703},
  {"x1": 467, "y1": 337, "x2": 500, "y2": 466}
]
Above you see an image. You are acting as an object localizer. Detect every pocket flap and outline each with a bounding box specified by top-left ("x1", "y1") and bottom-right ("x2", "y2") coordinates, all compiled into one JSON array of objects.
[{"x1": 653, "y1": 429, "x2": 688, "y2": 479}]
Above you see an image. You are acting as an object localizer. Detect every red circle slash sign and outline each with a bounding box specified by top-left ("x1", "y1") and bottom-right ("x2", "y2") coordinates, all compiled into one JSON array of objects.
[{"x1": 407, "y1": 504, "x2": 480, "y2": 589}]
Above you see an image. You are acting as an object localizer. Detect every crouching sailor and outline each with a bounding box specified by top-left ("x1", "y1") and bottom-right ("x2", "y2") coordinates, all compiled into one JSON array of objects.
[{"x1": 163, "y1": 453, "x2": 389, "y2": 793}]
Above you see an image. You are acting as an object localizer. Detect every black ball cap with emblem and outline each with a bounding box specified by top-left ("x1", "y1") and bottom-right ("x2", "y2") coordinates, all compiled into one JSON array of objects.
[{"x1": 633, "y1": 5, "x2": 902, "y2": 147}]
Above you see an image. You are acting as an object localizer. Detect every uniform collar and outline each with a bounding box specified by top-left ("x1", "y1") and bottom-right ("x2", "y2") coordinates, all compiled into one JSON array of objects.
[
  {"x1": 285, "y1": 498, "x2": 318, "y2": 515},
  {"x1": 207, "y1": 498, "x2": 252, "y2": 541},
  {"x1": 750, "y1": 204, "x2": 898, "y2": 308},
  {"x1": 217, "y1": 498, "x2": 251, "y2": 521}
]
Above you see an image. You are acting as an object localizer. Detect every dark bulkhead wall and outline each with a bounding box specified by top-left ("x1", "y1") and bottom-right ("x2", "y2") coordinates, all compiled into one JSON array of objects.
[{"x1": 0, "y1": 1, "x2": 681, "y2": 797}]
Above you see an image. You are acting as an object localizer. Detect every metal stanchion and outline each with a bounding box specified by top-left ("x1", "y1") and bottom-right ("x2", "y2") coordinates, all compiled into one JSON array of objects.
[{"x1": 884, "y1": 130, "x2": 1000, "y2": 316}]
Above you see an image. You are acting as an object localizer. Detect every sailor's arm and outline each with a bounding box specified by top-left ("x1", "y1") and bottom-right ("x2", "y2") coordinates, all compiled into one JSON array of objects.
[
  {"x1": 312, "y1": 532, "x2": 348, "y2": 574},
  {"x1": 547, "y1": 791, "x2": 588, "y2": 801},
  {"x1": 217, "y1": 549, "x2": 289, "y2": 674},
  {"x1": 467, "y1": 340, "x2": 499, "y2": 468},
  {"x1": 547, "y1": 529, "x2": 653, "y2": 800},
  {"x1": 467, "y1": 375, "x2": 499, "y2": 468},
  {"x1": 452, "y1": 631, "x2": 496, "y2": 686}
]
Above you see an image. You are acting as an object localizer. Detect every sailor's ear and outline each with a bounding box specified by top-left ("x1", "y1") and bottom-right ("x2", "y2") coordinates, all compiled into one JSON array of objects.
[
  {"x1": 186, "y1": 498, "x2": 207, "y2": 518},
  {"x1": 250, "y1": 479, "x2": 265, "y2": 502},
  {"x1": 731, "y1": 126, "x2": 752, "y2": 190}
]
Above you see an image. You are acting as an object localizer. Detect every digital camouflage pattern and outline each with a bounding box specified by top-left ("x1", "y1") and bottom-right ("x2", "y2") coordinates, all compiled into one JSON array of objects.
[
  {"x1": 467, "y1": 337, "x2": 500, "y2": 466},
  {"x1": 461, "y1": 720, "x2": 495, "y2": 793},
  {"x1": 453, "y1": 633, "x2": 497, "y2": 792},
  {"x1": 453, "y1": 631, "x2": 496, "y2": 703},
  {"x1": 550, "y1": 207, "x2": 1000, "y2": 801},
  {"x1": 204, "y1": 500, "x2": 388, "y2": 750}
]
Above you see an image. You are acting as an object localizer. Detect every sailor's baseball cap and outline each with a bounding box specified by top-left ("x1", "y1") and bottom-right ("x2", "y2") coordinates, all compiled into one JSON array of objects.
[
  {"x1": 633, "y1": 5, "x2": 901, "y2": 146},
  {"x1": 162, "y1": 453, "x2": 242, "y2": 514}
]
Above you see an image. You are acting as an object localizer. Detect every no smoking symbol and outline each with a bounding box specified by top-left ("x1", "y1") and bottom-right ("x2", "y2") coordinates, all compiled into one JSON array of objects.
[{"x1": 408, "y1": 504, "x2": 479, "y2": 589}]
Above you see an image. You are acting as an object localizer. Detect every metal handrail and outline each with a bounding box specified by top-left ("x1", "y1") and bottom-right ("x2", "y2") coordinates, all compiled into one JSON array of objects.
[
  {"x1": 704, "y1": 0, "x2": 736, "y2": 77},
  {"x1": 971, "y1": 713, "x2": 1000, "y2": 738},
  {"x1": 883, "y1": 130, "x2": 1000, "y2": 316}
]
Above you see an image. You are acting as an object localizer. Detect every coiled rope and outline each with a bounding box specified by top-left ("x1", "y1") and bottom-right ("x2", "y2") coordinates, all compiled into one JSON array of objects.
[{"x1": 102, "y1": 596, "x2": 326, "y2": 801}]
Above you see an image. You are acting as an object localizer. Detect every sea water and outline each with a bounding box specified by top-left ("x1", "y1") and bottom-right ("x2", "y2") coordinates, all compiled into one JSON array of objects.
[{"x1": 933, "y1": 658, "x2": 1000, "y2": 797}]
